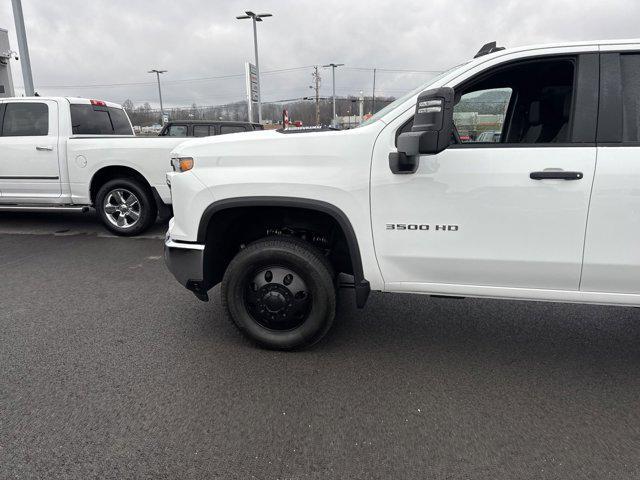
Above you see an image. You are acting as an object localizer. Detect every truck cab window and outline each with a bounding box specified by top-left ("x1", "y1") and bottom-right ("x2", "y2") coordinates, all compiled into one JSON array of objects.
[
  {"x1": 168, "y1": 125, "x2": 188, "y2": 137},
  {"x1": 2, "y1": 103, "x2": 49, "y2": 136},
  {"x1": 453, "y1": 58, "x2": 575, "y2": 144},
  {"x1": 621, "y1": 54, "x2": 640, "y2": 142},
  {"x1": 70, "y1": 104, "x2": 133, "y2": 135},
  {"x1": 193, "y1": 125, "x2": 210, "y2": 137},
  {"x1": 220, "y1": 125, "x2": 246, "y2": 134},
  {"x1": 109, "y1": 108, "x2": 133, "y2": 135}
]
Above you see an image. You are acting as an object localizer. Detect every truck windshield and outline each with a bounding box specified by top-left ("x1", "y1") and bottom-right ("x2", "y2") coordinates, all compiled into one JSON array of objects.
[
  {"x1": 70, "y1": 104, "x2": 134, "y2": 135},
  {"x1": 358, "y1": 63, "x2": 467, "y2": 127}
]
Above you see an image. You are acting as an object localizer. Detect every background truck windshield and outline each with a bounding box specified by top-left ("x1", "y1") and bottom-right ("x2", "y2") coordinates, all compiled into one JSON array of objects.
[{"x1": 70, "y1": 104, "x2": 133, "y2": 135}]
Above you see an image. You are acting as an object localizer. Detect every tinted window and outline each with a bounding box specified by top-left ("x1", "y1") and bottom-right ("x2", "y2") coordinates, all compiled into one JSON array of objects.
[
  {"x1": 168, "y1": 125, "x2": 188, "y2": 137},
  {"x1": 452, "y1": 59, "x2": 575, "y2": 144},
  {"x1": 2, "y1": 102, "x2": 49, "y2": 136},
  {"x1": 220, "y1": 125, "x2": 247, "y2": 135},
  {"x1": 70, "y1": 104, "x2": 133, "y2": 135},
  {"x1": 621, "y1": 54, "x2": 640, "y2": 142},
  {"x1": 193, "y1": 125, "x2": 210, "y2": 137},
  {"x1": 109, "y1": 108, "x2": 133, "y2": 135}
]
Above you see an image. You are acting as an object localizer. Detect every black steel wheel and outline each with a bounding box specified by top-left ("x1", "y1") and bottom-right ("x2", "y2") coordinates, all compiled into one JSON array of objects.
[
  {"x1": 222, "y1": 236, "x2": 336, "y2": 350},
  {"x1": 245, "y1": 266, "x2": 313, "y2": 331}
]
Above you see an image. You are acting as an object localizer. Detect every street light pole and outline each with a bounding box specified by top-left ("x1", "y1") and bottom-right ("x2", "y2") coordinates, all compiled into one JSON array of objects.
[
  {"x1": 148, "y1": 69, "x2": 166, "y2": 122},
  {"x1": 11, "y1": 0, "x2": 34, "y2": 96},
  {"x1": 236, "y1": 11, "x2": 272, "y2": 124},
  {"x1": 323, "y1": 63, "x2": 344, "y2": 127}
]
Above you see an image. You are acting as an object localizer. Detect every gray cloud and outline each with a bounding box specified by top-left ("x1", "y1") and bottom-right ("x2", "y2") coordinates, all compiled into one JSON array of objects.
[{"x1": 2, "y1": 0, "x2": 639, "y2": 107}]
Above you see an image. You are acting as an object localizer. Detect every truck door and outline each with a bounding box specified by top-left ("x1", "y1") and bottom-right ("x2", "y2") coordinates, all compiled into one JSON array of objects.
[
  {"x1": 581, "y1": 48, "x2": 640, "y2": 294},
  {"x1": 0, "y1": 99, "x2": 61, "y2": 200},
  {"x1": 370, "y1": 53, "x2": 599, "y2": 293}
]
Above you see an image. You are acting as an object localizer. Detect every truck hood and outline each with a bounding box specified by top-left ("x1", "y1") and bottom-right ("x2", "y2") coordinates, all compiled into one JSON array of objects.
[{"x1": 169, "y1": 125, "x2": 381, "y2": 162}]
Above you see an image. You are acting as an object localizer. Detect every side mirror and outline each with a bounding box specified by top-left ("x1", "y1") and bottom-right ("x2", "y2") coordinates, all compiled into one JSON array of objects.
[{"x1": 391, "y1": 87, "x2": 454, "y2": 174}]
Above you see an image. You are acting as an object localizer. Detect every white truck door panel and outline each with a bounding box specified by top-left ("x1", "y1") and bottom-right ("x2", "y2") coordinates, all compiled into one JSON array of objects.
[
  {"x1": 0, "y1": 100, "x2": 61, "y2": 199},
  {"x1": 371, "y1": 145, "x2": 596, "y2": 290},
  {"x1": 370, "y1": 51, "x2": 601, "y2": 292},
  {"x1": 581, "y1": 50, "x2": 640, "y2": 293},
  {"x1": 581, "y1": 147, "x2": 640, "y2": 293}
]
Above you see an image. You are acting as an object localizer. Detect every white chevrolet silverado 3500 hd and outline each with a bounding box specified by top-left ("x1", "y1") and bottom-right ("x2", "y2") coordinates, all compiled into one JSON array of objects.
[
  {"x1": 0, "y1": 97, "x2": 186, "y2": 235},
  {"x1": 165, "y1": 39, "x2": 640, "y2": 349}
]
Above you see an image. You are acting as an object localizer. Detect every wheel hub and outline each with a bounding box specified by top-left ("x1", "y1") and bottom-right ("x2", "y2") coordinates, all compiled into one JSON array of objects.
[
  {"x1": 103, "y1": 188, "x2": 141, "y2": 229},
  {"x1": 261, "y1": 288, "x2": 289, "y2": 312},
  {"x1": 244, "y1": 266, "x2": 311, "y2": 330}
]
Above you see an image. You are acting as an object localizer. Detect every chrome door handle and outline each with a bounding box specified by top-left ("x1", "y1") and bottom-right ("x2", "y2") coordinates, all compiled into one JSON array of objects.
[{"x1": 36, "y1": 146, "x2": 54, "y2": 151}]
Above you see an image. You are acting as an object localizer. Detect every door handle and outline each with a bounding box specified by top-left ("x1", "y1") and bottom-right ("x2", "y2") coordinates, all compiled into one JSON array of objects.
[
  {"x1": 530, "y1": 171, "x2": 583, "y2": 180},
  {"x1": 36, "y1": 145, "x2": 54, "y2": 151}
]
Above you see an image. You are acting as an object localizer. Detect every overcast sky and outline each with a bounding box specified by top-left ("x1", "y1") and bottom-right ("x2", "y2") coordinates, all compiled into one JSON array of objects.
[{"x1": 2, "y1": 0, "x2": 640, "y2": 108}]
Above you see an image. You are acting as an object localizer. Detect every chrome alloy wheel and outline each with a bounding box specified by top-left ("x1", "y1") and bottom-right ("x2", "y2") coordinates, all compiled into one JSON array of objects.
[
  {"x1": 103, "y1": 188, "x2": 141, "y2": 229},
  {"x1": 244, "y1": 266, "x2": 312, "y2": 331}
]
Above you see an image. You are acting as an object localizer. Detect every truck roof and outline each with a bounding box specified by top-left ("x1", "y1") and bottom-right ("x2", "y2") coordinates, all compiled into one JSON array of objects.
[
  {"x1": 1, "y1": 96, "x2": 124, "y2": 109},
  {"x1": 471, "y1": 38, "x2": 640, "y2": 62}
]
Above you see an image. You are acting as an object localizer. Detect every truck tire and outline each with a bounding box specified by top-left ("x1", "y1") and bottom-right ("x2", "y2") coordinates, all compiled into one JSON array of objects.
[
  {"x1": 222, "y1": 236, "x2": 336, "y2": 350},
  {"x1": 95, "y1": 178, "x2": 157, "y2": 236}
]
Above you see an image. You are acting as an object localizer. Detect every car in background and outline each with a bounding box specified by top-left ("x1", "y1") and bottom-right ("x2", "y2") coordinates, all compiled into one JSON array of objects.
[
  {"x1": 159, "y1": 121, "x2": 264, "y2": 138},
  {"x1": 0, "y1": 97, "x2": 187, "y2": 236},
  {"x1": 476, "y1": 130, "x2": 501, "y2": 142}
]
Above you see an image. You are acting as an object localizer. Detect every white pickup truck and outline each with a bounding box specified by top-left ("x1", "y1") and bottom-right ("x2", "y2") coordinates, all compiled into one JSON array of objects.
[
  {"x1": 165, "y1": 39, "x2": 640, "y2": 349},
  {"x1": 0, "y1": 97, "x2": 186, "y2": 235}
]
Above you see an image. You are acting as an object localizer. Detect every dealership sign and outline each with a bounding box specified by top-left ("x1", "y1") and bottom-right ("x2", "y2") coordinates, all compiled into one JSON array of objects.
[{"x1": 245, "y1": 62, "x2": 259, "y2": 122}]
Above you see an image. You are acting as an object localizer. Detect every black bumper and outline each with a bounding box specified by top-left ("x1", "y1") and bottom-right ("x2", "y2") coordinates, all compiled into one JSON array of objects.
[{"x1": 164, "y1": 235, "x2": 209, "y2": 301}]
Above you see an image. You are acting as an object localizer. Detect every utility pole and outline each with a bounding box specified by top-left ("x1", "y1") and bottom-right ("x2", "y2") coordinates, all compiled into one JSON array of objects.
[
  {"x1": 323, "y1": 63, "x2": 344, "y2": 127},
  {"x1": 148, "y1": 69, "x2": 166, "y2": 122},
  {"x1": 11, "y1": 0, "x2": 34, "y2": 96},
  {"x1": 372, "y1": 68, "x2": 377, "y2": 114},
  {"x1": 236, "y1": 11, "x2": 272, "y2": 124},
  {"x1": 311, "y1": 66, "x2": 321, "y2": 126}
]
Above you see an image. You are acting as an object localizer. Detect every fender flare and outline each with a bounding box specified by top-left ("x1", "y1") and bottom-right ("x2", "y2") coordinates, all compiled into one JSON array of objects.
[{"x1": 197, "y1": 196, "x2": 370, "y2": 307}]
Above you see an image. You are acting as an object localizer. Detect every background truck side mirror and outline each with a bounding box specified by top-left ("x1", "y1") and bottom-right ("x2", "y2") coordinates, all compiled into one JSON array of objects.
[{"x1": 391, "y1": 87, "x2": 455, "y2": 174}]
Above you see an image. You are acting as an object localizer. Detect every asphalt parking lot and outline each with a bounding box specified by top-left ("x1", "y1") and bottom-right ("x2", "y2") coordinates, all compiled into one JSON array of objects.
[{"x1": 1, "y1": 212, "x2": 640, "y2": 479}]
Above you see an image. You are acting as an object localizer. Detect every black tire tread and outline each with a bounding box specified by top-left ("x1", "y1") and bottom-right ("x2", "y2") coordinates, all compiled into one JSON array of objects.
[{"x1": 221, "y1": 236, "x2": 336, "y2": 350}]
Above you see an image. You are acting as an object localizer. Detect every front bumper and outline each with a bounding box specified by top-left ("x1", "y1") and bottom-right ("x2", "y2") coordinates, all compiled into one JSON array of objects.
[{"x1": 164, "y1": 232, "x2": 208, "y2": 301}]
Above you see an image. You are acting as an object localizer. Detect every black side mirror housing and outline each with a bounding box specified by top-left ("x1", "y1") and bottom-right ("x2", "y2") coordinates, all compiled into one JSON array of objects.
[{"x1": 397, "y1": 87, "x2": 455, "y2": 157}]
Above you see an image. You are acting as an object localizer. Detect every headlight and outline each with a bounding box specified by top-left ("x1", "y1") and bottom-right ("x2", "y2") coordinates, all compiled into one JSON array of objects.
[{"x1": 170, "y1": 157, "x2": 194, "y2": 172}]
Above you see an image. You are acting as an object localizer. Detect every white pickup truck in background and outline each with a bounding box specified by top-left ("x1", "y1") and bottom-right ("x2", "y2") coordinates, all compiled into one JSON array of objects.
[{"x1": 0, "y1": 97, "x2": 186, "y2": 235}]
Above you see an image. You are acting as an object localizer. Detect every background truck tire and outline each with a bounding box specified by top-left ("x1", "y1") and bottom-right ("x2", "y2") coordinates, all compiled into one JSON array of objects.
[
  {"x1": 95, "y1": 178, "x2": 157, "y2": 236},
  {"x1": 222, "y1": 236, "x2": 336, "y2": 350}
]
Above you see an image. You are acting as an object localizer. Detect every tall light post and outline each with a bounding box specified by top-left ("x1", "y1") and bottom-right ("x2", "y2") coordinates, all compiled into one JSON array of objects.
[
  {"x1": 11, "y1": 0, "x2": 34, "y2": 96},
  {"x1": 148, "y1": 69, "x2": 166, "y2": 122},
  {"x1": 323, "y1": 63, "x2": 344, "y2": 127},
  {"x1": 236, "y1": 11, "x2": 272, "y2": 124}
]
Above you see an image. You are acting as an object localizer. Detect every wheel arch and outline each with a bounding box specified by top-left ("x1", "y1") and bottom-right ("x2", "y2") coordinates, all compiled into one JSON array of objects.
[
  {"x1": 89, "y1": 165, "x2": 153, "y2": 205},
  {"x1": 198, "y1": 196, "x2": 370, "y2": 307}
]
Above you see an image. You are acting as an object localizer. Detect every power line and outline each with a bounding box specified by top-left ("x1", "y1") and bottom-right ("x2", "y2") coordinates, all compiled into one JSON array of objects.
[
  {"x1": 16, "y1": 65, "x2": 317, "y2": 89},
  {"x1": 345, "y1": 67, "x2": 444, "y2": 74},
  {"x1": 17, "y1": 65, "x2": 441, "y2": 90}
]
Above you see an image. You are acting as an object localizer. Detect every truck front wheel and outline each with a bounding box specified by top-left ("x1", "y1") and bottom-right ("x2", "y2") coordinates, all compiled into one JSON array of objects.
[
  {"x1": 222, "y1": 237, "x2": 336, "y2": 350},
  {"x1": 95, "y1": 178, "x2": 157, "y2": 236}
]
